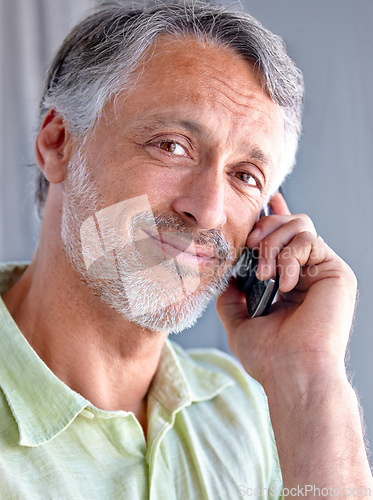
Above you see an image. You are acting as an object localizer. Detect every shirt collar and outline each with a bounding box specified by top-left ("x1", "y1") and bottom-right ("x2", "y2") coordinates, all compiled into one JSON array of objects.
[
  {"x1": 151, "y1": 340, "x2": 233, "y2": 413},
  {"x1": 0, "y1": 294, "x2": 89, "y2": 446},
  {"x1": 0, "y1": 262, "x2": 232, "y2": 447},
  {"x1": 0, "y1": 262, "x2": 89, "y2": 446}
]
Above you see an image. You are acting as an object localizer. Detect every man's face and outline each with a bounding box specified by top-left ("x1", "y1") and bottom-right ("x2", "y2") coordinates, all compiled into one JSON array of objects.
[{"x1": 61, "y1": 36, "x2": 284, "y2": 333}]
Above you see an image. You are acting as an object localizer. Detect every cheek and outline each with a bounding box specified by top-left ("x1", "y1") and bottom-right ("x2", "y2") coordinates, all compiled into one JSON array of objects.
[
  {"x1": 141, "y1": 169, "x2": 192, "y2": 207},
  {"x1": 223, "y1": 203, "x2": 259, "y2": 259},
  {"x1": 229, "y1": 216, "x2": 255, "y2": 247},
  {"x1": 90, "y1": 156, "x2": 171, "y2": 208}
]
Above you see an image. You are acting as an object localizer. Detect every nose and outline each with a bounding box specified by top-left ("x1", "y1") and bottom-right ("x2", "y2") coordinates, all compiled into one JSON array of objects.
[{"x1": 171, "y1": 168, "x2": 227, "y2": 230}]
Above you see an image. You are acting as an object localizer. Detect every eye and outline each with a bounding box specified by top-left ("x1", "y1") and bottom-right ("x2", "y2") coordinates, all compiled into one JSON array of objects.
[
  {"x1": 157, "y1": 140, "x2": 187, "y2": 156},
  {"x1": 235, "y1": 171, "x2": 259, "y2": 188}
]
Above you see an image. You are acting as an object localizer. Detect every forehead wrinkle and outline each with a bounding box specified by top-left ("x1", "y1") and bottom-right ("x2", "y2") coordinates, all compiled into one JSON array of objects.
[
  {"x1": 208, "y1": 91, "x2": 274, "y2": 125},
  {"x1": 193, "y1": 57, "x2": 262, "y2": 89},
  {"x1": 210, "y1": 74, "x2": 269, "y2": 104},
  {"x1": 204, "y1": 77, "x2": 278, "y2": 129},
  {"x1": 207, "y1": 95, "x2": 275, "y2": 129}
]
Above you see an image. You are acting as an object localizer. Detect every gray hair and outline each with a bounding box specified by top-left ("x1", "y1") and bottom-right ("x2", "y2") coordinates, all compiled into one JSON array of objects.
[{"x1": 36, "y1": 0, "x2": 304, "y2": 212}]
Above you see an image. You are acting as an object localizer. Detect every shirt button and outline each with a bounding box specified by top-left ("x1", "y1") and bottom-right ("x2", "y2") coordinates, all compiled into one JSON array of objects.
[{"x1": 80, "y1": 408, "x2": 95, "y2": 419}]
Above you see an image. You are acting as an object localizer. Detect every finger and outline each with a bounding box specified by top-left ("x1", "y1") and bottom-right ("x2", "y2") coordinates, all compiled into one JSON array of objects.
[
  {"x1": 245, "y1": 192, "x2": 291, "y2": 246},
  {"x1": 216, "y1": 280, "x2": 250, "y2": 330},
  {"x1": 291, "y1": 259, "x2": 356, "y2": 296},
  {"x1": 254, "y1": 219, "x2": 317, "y2": 280},
  {"x1": 269, "y1": 192, "x2": 291, "y2": 216},
  {"x1": 247, "y1": 213, "x2": 316, "y2": 249},
  {"x1": 276, "y1": 232, "x2": 333, "y2": 292}
]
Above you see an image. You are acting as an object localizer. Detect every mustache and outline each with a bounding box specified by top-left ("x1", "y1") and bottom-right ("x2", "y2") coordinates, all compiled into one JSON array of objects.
[{"x1": 130, "y1": 210, "x2": 234, "y2": 263}]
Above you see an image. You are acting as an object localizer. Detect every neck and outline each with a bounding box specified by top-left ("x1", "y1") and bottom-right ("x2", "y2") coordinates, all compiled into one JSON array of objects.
[{"x1": 2, "y1": 188, "x2": 168, "y2": 434}]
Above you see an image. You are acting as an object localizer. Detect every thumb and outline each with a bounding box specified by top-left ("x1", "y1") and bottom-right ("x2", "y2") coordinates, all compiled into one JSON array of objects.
[
  {"x1": 269, "y1": 192, "x2": 291, "y2": 216},
  {"x1": 216, "y1": 280, "x2": 249, "y2": 331}
]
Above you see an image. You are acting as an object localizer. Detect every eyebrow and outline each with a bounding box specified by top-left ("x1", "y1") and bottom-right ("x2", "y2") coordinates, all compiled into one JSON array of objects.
[
  {"x1": 248, "y1": 147, "x2": 273, "y2": 168},
  {"x1": 135, "y1": 117, "x2": 203, "y2": 136}
]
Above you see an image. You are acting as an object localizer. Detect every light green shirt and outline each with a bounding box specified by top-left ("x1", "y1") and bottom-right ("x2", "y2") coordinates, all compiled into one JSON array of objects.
[{"x1": 0, "y1": 263, "x2": 282, "y2": 499}]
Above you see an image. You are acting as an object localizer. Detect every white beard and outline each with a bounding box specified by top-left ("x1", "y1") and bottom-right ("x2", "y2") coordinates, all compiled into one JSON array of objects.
[{"x1": 60, "y1": 146, "x2": 235, "y2": 334}]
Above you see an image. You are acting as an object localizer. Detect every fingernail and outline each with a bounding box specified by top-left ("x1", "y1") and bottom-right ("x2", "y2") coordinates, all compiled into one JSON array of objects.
[{"x1": 249, "y1": 228, "x2": 261, "y2": 239}]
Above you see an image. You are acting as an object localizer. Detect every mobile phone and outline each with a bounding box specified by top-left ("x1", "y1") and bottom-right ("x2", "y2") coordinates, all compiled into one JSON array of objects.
[{"x1": 235, "y1": 205, "x2": 279, "y2": 318}]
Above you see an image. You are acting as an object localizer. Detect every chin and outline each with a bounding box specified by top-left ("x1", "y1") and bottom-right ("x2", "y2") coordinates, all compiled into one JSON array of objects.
[
  {"x1": 77, "y1": 254, "x2": 232, "y2": 333},
  {"x1": 92, "y1": 270, "x2": 232, "y2": 334}
]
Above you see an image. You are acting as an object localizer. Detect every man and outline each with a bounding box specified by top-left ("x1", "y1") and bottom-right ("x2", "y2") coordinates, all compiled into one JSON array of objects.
[{"x1": 0, "y1": 0, "x2": 371, "y2": 498}]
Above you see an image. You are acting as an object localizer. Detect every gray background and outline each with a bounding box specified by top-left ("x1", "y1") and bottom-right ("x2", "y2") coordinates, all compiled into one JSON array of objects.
[{"x1": 1, "y1": 0, "x2": 373, "y2": 455}]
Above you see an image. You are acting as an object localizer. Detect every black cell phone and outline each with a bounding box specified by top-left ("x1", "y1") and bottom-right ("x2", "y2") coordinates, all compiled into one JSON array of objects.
[{"x1": 235, "y1": 206, "x2": 279, "y2": 318}]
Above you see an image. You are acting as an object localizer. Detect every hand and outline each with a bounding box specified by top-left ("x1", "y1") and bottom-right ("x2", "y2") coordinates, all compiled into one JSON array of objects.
[{"x1": 217, "y1": 193, "x2": 357, "y2": 390}]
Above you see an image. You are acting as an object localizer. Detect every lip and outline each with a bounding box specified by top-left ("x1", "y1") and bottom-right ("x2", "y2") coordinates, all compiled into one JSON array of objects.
[{"x1": 142, "y1": 229, "x2": 216, "y2": 263}]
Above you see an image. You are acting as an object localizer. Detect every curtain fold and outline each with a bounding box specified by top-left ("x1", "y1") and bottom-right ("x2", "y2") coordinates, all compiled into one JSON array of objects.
[{"x1": 0, "y1": 0, "x2": 93, "y2": 260}]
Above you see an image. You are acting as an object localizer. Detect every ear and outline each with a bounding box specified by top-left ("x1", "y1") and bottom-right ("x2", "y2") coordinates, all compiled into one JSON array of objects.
[{"x1": 35, "y1": 109, "x2": 73, "y2": 184}]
